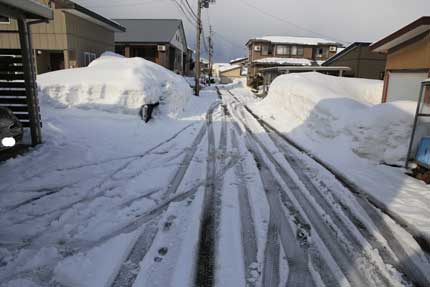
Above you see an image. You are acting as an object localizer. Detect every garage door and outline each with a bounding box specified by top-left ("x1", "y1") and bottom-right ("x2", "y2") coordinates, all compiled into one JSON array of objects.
[{"x1": 387, "y1": 72, "x2": 428, "y2": 102}]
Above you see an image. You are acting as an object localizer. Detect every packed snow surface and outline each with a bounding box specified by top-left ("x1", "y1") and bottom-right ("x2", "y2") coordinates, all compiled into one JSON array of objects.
[
  {"x1": 245, "y1": 72, "x2": 430, "y2": 241},
  {"x1": 253, "y1": 57, "x2": 313, "y2": 66},
  {"x1": 254, "y1": 36, "x2": 337, "y2": 46},
  {"x1": 38, "y1": 52, "x2": 192, "y2": 117}
]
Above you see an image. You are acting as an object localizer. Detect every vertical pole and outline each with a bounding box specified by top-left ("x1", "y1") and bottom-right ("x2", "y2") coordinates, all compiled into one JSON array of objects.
[
  {"x1": 18, "y1": 17, "x2": 42, "y2": 146},
  {"x1": 405, "y1": 83, "x2": 425, "y2": 168},
  {"x1": 208, "y1": 25, "x2": 213, "y2": 86},
  {"x1": 194, "y1": 0, "x2": 202, "y2": 96}
]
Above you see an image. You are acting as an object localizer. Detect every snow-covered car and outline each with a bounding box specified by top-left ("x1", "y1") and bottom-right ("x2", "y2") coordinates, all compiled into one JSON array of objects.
[{"x1": 0, "y1": 107, "x2": 22, "y2": 150}]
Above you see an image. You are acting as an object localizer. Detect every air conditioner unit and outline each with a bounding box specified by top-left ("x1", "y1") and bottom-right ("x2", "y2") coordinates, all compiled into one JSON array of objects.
[
  {"x1": 158, "y1": 45, "x2": 167, "y2": 52},
  {"x1": 254, "y1": 45, "x2": 261, "y2": 52},
  {"x1": 329, "y1": 46, "x2": 337, "y2": 52}
]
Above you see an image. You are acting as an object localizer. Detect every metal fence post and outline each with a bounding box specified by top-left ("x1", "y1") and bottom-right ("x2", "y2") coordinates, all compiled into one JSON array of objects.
[{"x1": 405, "y1": 83, "x2": 425, "y2": 168}]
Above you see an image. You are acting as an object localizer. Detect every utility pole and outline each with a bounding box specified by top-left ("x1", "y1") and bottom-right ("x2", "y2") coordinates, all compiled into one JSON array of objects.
[
  {"x1": 207, "y1": 25, "x2": 213, "y2": 86},
  {"x1": 194, "y1": 0, "x2": 215, "y2": 96},
  {"x1": 194, "y1": 0, "x2": 202, "y2": 96}
]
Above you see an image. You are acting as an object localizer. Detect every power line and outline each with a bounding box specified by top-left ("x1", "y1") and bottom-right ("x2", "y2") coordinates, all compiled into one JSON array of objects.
[
  {"x1": 213, "y1": 31, "x2": 247, "y2": 51},
  {"x1": 237, "y1": 0, "x2": 349, "y2": 45},
  {"x1": 173, "y1": 0, "x2": 197, "y2": 26},
  {"x1": 182, "y1": 0, "x2": 198, "y2": 20}
]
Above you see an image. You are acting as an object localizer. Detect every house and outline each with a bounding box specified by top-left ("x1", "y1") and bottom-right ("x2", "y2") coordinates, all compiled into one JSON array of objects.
[
  {"x1": 230, "y1": 57, "x2": 248, "y2": 67},
  {"x1": 217, "y1": 64, "x2": 242, "y2": 84},
  {"x1": 246, "y1": 36, "x2": 340, "y2": 86},
  {"x1": 114, "y1": 19, "x2": 191, "y2": 75},
  {"x1": 370, "y1": 17, "x2": 430, "y2": 103},
  {"x1": 0, "y1": 0, "x2": 53, "y2": 147},
  {"x1": 0, "y1": 0, "x2": 125, "y2": 74},
  {"x1": 323, "y1": 42, "x2": 387, "y2": 80}
]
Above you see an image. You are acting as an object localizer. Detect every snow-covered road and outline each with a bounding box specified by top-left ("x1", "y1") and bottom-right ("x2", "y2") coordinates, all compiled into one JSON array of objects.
[{"x1": 1, "y1": 86, "x2": 429, "y2": 287}]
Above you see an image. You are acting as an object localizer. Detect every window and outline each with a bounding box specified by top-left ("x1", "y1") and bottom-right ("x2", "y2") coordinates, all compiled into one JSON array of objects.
[
  {"x1": 84, "y1": 52, "x2": 97, "y2": 66},
  {"x1": 276, "y1": 45, "x2": 289, "y2": 55},
  {"x1": 0, "y1": 16, "x2": 10, "y2": 24},
  {"x1": 291, "y1": 46, "x2": 298, "y2": 56},
  {"x1": 316, "y1": 47, "x2": 325, "y2": 58},
  {"x1": 297, "y1": 46, "x2": 304, "y2": 56},
  {"x1": 262, "y1": 44, "x2": 269, "y2": 56}
]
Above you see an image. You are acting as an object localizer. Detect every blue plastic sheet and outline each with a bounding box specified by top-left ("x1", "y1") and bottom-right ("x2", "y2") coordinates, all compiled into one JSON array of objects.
[{"x1": 416, "y1": 137, "x2": 430, "y2": 168}]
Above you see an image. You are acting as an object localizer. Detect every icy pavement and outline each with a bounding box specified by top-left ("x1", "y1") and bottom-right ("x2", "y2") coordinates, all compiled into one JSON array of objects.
[{"x1": 1, "y1": 85, "x2": 430, "y2": 287}]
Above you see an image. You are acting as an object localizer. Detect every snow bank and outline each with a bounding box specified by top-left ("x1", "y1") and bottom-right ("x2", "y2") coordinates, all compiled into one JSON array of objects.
[
  {"x1": 37, "y1": 52, "x2": 192, "y2": 117},
  {"x1": 255, "y1": 72, "x2": 413, "y2": 165}
]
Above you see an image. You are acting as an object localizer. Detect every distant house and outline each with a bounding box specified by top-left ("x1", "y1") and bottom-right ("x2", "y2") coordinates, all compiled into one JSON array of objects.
[
  {"x1": 114, "y1": 19, "x2": 192, "y2": 75},
  {"x1": 323, "y1": 42, "x2": 386, "y2": 80},
  {"x1": 230, "y1": 57, "x2": 248, "y2": 67},
  {"x1": 246, "y1": 36, "x2": 340, "y2": 85},
  {"x1": 218, "y1": 65, "x2": 242, "y2": 84},
  {"x1": 370, "y1": 17, "x2": 430, "y2": 103},
  {"x1": 0, "y1": 0, "x2": 125, "y2": 74}
]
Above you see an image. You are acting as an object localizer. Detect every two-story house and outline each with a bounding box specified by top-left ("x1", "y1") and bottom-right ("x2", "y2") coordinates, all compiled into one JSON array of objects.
[
  {"x1": 0, "y1": 0, "x2": 125, "y2": 74},
  {"x1": 246, "y1": 36, "x2": 339, "y2": 86}
]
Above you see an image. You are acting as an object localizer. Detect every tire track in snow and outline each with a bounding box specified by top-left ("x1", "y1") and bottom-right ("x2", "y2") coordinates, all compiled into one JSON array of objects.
[
  {"x1": 246, "y1": 137, "x2": 314, "y2": 287},
  {"x1": 223, "y1": 89, "x2": 314, "y2": 287},
  {"x1": 230, "y1": 128, "x2": 259, "y2": 286},
  {"x1": 222, "y1": 88, "x2": 372, "y2": 287},
  {"x1": 194, "y1": 103, "x2": 219, "y2": 287},
  {"x1": 111, "y1": 103, "x2": 220, "y2": 287}
]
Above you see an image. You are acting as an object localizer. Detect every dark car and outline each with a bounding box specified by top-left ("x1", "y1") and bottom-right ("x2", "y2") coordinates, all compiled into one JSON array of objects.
[{"x1": 0, "y1": 107, "x2": 23, "y2": 150}]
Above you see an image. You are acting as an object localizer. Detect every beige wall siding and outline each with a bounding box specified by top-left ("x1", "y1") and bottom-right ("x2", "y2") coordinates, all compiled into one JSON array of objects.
[
  {"x1": 220, "y1": 68, "x2": 241, "y2": 78},
  {"x1": 386, "y1": 32, "x2": 430, "y2": 70},
  {"x1": 64, "y1": 12, "x2": 115, "y2": 67},
  {"x1": 326, "y1": 46, "x2": 386, "y2": 79},
  {"x1": 0, "y1": 0, "x2": 116, "y2": 70},
  {"x1": 0, "y1": 4, "x2": 68, "y2": 50}
]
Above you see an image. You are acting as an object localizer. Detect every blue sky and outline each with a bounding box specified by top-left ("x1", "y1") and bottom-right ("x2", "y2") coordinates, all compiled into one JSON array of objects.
[{"x1": 76, "y1": 0, "x2": 430, "y2": 62}]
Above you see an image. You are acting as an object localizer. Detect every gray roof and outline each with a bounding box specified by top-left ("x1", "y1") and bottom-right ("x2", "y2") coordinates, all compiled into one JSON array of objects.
[{"x1": 114, "y1": 19, "x2": 183, "y2": 43}]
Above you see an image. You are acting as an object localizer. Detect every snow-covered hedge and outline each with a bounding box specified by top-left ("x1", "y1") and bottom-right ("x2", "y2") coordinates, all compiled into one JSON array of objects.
[
  {"x1": 254, "y1": 72, "x2": 415, "y2": 165},
  {"x1": 37, "y1": 52, "x2": 192, "y2": 118}
]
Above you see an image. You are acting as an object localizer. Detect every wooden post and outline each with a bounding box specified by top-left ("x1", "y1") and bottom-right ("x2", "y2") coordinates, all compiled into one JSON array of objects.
[{"x1": 18, "y1": 17, "x2": 42, "y2": 146}]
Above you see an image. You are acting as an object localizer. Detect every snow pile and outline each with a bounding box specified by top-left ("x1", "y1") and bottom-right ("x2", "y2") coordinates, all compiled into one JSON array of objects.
[
  {"x1": 254, "y1": 72, "x2": 414, "y2": 165},
  {"x1": 253, "y1": 57, "x2": 313, "y2": 66},
  {"x1": 37, "y1": 52, "x2": 192, "y2": 117}
]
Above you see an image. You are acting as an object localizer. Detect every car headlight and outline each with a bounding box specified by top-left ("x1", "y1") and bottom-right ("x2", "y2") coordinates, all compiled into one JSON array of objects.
[{"x1": 1, "y1": 137, "x2": 16, "y2": 147}]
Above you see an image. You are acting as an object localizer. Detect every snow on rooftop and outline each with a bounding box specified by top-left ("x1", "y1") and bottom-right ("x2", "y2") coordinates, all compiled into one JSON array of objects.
[
  {"x1": 219, "y1": 64, "x2": 241, "y2": 73},
  {"x1": 230, "y1": 57, "x2": 248, "y2": 63},
  {"x1": 255, "y1": 36, "x2": 337, "y2": 46},
  {"x1": 253, "y1": 57, "x2": 314, "y2": 66}
]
